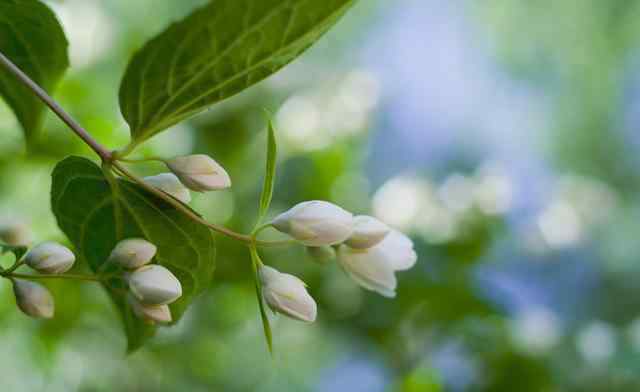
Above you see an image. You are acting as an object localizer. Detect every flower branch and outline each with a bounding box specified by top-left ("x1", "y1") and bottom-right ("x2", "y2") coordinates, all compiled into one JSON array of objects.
[{"x1": 0, "y1": 50, "x2": 112, "y2": 162}]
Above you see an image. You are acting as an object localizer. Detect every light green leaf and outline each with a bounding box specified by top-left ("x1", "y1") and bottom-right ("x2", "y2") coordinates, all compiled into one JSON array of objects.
[
  {"x1": 256, "y1": 117, "x2": 277, "y2": 225},
  {"x1": 250, "y1": 246, "x2": 272, "y2": 354},
  {"x1": 51, "y1": 156, "x2": 215, "y2": 352},
  {"x1": 0, "y1": 0, "x2": 69, "y2": 140},
  {"x1": 119, "y1": 0, "x2": 355, "y2": 149}
]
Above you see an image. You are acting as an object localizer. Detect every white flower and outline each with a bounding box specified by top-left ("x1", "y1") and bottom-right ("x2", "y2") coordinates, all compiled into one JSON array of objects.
[
  {"x1": 0, "y1": 219, "x2": 31, "y2": 246},
  {"x1": 271, "y1": 200, "x2": 353, "y2": 246},
  {"x1": 127, "y1": 265, "x2": 182, "y2": 306},
  {"x1": 306, "y1": 245, "x2": 336, "y2": 264},
  {"x1": 127, "y1": 294, "x2": 172, "y2": 324},
  {"x1": 166, "y1": 154, "x2": 231, "y2": 192},
  {"x1": 143, "y1": 173, "x2": 191, "y2": 203},
  {"x1": 345, "y1": 215, "x2": 390, "y2": 249},
  {"x1": 12, "y1": 279, "x2": 54, "y2": 318},
  {"x1": 24, "y1": 242, "x2": 75, "y2": 274},
  {"x1": 108, "y1": 238, "x2": 157, "y2": 269},
  {"x1": 337, "y1": 230, "x2": 417, "y2": 297},
  {"x1": 259, "y1": 265, "x2": 317, "y2": 322}
]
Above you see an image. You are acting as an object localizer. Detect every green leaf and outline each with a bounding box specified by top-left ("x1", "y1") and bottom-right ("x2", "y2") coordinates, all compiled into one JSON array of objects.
[
  {"x1": 0, "y1": 0, "x2": 69, "y2": 140},
  {"x1": 51, "y1": 156, "x2": 215, "y2": 351},
  {"x1": 119, "y1": 0, "x2": 355, "y2": 148},
  {"x1": 0, "y1": 243, "x2": 27, "y2": 262},
  {"x1": 250, "y1": 246, "x2": 272, "y2": 354},
  {"x1": 256, "y1": 117, "x2": 277, "y2": 225}
]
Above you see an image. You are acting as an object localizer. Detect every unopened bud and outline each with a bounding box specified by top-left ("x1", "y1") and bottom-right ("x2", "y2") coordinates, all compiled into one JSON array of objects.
[
  {"x1": 24, "y1": 242, "x2": 75, "y2": 274},
  {"x1": 12, "y1": 279, "x2": 54, "y2": 318},
  {"x1": 128, "y1": 294, "x2": 172, "y2": 324},
  {"x1": 166, "y1": 154, "x2": 231, "y2": 192},
  {"x1": 306, "y1": 245, "x2": 335, "y2": 264},
  {"x1": 271, "y1": 201, "x2": 353, "y2": 246},
  {"x1": 0, "y1": 219, "x2": 32, "y2": 246},
  {"x1": 143, "y1": 173, "x2": 191, "y2": 203},
  {"x1": 259, "y1": 265, "x2": 317, "y2": 322},
  {"x1": 108, "y1": 238, "x2": 157, "y2": 269},
  {"x1": 345, "y1": 215, "x2": 390, "y2": 249},
  {"x1": 128, "y1": 265, "x2": 182, "y2": 305}
]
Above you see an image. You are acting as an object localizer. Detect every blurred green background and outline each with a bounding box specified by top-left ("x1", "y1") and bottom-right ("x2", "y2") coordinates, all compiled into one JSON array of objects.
[{"x1": 3, "y1": 0, "x2": 640, "y2": 390}]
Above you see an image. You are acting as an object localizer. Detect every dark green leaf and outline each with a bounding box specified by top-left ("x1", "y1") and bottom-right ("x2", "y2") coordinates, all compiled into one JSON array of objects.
[
  {"x1": 119, "y1": 0, "x2": 355, "y2": 148},
  {"x1": 250, "y1": 246, "x2": 272, "y2": 354},
  {"x1": 0, "y1": 0, "x2": 69, "y2": 139},
  {"x1": 51, "y1": 156, "x2": 215, "y2": 351},
  {"x1": 256, "y1": 117, "x2": 277, "y2": 225}
]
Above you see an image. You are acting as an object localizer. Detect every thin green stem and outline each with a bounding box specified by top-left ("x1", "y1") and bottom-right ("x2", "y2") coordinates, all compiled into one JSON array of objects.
[
  {"x1": 249, "y1": 244, "x2": 265, "y2": 267},
  {"x1": 4, "y1": 260, "x2": 24, "y2": 274},
  {"x1": 111, "y1": 161, "x2": 291, "y2": 248},
  {"x1": 5, "y1": 272, "x2": 103, "y2": 282},
  {"x1": 0, "y1": 50, "x2": 112, "y2": 161},
  {"x1": 0, "y1": 50, "x2": 292, "y2": 250},
  {"x1": 112, "y1": 155, "x2": 165, "y2": 164},
  {"x1": 252, "y1": 223, "x2": 273, "y2": 237},
  {"x1": 117, "y1": 140, "x2": 143, "y2": 158}
]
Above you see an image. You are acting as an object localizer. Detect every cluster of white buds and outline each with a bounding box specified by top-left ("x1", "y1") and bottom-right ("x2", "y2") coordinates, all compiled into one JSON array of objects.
[
  {"x1": 271, "y1": 200, "x2": 417, "y2": 300},
  {"x1": 11, "y1": 242, "x2": 76, "y2": 319},
  {"x1": 107, "y1": 238, "x2": 182, "y2": 324}
]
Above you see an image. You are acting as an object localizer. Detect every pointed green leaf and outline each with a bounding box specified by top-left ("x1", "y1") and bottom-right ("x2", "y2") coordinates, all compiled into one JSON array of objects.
[
  {"x1": 51, "y1": 157, "x2": 215, "y2": 351},
  {"x1": 256, "y1": 117, "x2": 277, "y2": 225},
  {"x1": 119, "y1": 0, "x2": 355, "y2": 148},
  {"x1": 0, "y1": 0, "x2": 69, "y2": 140}
]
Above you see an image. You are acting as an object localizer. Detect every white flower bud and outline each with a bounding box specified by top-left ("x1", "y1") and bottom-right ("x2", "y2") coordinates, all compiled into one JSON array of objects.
[
  {"x1": 0, "y1": 219, "x2": 32, "y2": 246},
  {"x1": 24, "y1": 242, "x2": 75, "y2": 274},
  {"x1": 143, "y1": 173, "x2": 191, "y2": 203},
  {"x1": 127, "y1": 294, "x2": 172, "y2": 324},
  {"x1": 306, "y1": 245, "x2": 336, "y2": 264},
  {"x1": 12, "y1": 279, "x2": 54, "y2": 318},
  {"x1": 259, "y1": 266, "x2": 317, "y2": 323},
  {"x1": 108, "y1": 238, "x2": 157, "y2": 269},
  {"x1": 345, "y1": 215, "x2": 390, "y2": 249},
  {"x1": 337, "y1": 230, "x2": 417, "y2": 298},
  {"x1": 166, "y1": 154, "x2": 231, "y2": 192},
  {"x1": 271, "y1": 201, "x2": 353, "y2": 246},
  {"x1": 128, "y1": 265, "x2": 182, "y2": 305}
]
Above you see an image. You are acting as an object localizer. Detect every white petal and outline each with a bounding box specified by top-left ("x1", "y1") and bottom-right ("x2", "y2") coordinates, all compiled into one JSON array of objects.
[
  {"x1": 128, "y1": 294, "x2": 172, "y2": 323},
  {"x1": 12, "y1": 279, "x2": 54, "y2": 318},
  {"x1": 345, "y1": 215, "x2": 390, "y2": 249},
  {"x1": 260, "y1": 265, "x2": 317, "y2": 322},
  {"x1": 128, "y1": 265, "x2": 182, "y2": 305},
  {"x1": 166, "y1": 155, "x2": 231, "y2": 192},
  {"x1": 272, "y1": 200, "x2": 353, "y2": 246},
  {"x1": 108, "y1": 238, "x2": 157, "y2": 269},
  {"x1": 24, "y1": 242, "x2": 75, "y2": 274},
  {"x1": 378, "y1": 230, "x2": 417, "y2": 271},
  {"x1": 337, "y1": 245, "x2": 397, "y2": 298}
]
